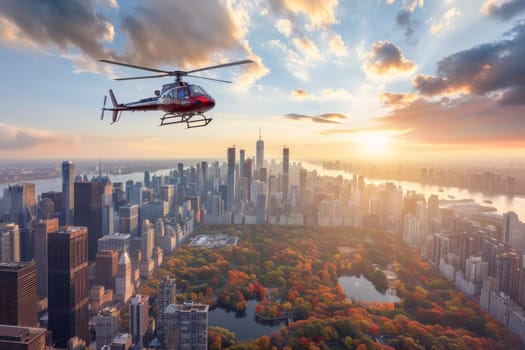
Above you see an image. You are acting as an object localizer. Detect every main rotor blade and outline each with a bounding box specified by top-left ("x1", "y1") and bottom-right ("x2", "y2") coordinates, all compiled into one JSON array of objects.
[
  {"x1": 115, "y1": 74, "x2": 170, "y2": 81},
  {"x1": 99, "y1": 59, "x2": 169, "y2": 74},
  {"x1": 186, "y1": 59, "x2": 254, "y2": 74},
  {"x1": 186, "y1": 75, "x2": 232, "y2": 83}
]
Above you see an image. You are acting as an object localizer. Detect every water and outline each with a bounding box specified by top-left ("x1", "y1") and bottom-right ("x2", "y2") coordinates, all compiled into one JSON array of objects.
[
  {"x1": 208, "y1": 300, "x2": 285, "y2": 341},
  {"x1": 0, "y1": 169, "x2": 175, "y2": 198},
  {"x1": 338, "y1": 276, "x2": 400, "y2": 303},
  {"x1": 303, "y1": 162, "x2": 525, "y2": 219}
]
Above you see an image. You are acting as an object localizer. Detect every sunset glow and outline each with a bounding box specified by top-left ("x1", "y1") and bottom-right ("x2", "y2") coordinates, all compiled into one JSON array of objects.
[{"x1": 0, "y1": 0, "x2": 524, "y2": 162}]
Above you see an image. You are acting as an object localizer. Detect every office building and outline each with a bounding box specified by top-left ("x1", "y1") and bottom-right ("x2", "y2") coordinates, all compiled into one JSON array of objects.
[
  {"x1": 74, "y1": 181, "x2": 104, "y2": 260},
  {"x1": 96, "y1": 250, "x2": 118, "y2": 292},
  {"x1": 0, "y1": 223, "x2": 20, "y2": 262},
  {"x1": 129, "y1": 295, "x2": 150, "y2": 348},
  {"x1": 163, "y1": 302, "x2": 208, "y2": 350},
  {"x1": 32, "y1": 218, "x2": 59, "y2": 298},
  {"x1": 157, "y1": 276, "x2": 176, "y2": 345},
  {"x1": 96, "y1": 307, "x2": 120, "y2": 350},
  {"x1": 0, "y1": 324, "x2": 46, "y2": 350},
  {"x1": 0, "y1": 261, "x2": 37, "y2": 327},
  {"x1": 48, "y1": 226, "x2": 89, "y2": 348},
  {"x1": 115, "y1": 250, "x2": 133, "y2": 303},
  {"x1": 256, "y1": 131, "x2": 264, "y2": 172},
  {"x1": 9, "y1": 183, "x2": 36, "y2": 228},
  {"x1": 98, "y1": 233, "x2": 130, "y2": 253},
  {"x1": 226, "y1": 147, "x2": 235, "y2": 211},
  {"x1": 110, "y1": 333, "x2": 133, "y2": 350},
  {"x1": 282, "y1": 147, "x2": 289, "y2": 201},
  {"x1": 62, "y1": 161, "x2": 75, "y2": 225}
]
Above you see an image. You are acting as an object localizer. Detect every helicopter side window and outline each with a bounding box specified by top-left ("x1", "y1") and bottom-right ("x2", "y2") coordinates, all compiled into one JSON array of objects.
[{"x1": 177, "y1": 88, "x2": 189, "y2": 99}]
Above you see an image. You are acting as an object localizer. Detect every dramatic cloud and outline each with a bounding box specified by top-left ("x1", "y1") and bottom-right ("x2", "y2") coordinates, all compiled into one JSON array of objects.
[
  {"x1": 482, "y1": 0, "x2": 525, "y2": 21},
  {"x1": 286, "y1": 113, "x2": 347, "y2": 123},
  {"x1": 430, "y1": 7, "x2": 460, "y2": 34},
  {"x1": 372, "y1": 97, "x2": 525, "y2": 145},
  {"x1": 380, "y1": 92, "x2": 418, "y2": 107},
  {"x1": 267, "y1": 0, "x2": 339, "y2": 30},
  {"x1": 0, "y1": 0, "x2": 268, "y2": 84},
  {"x1": 118, "y1": 0, "x2": 268, "y2": 85},
  {"x1": 121, "y1": 1, "x2": 244, "y2": 67},
  {"x1": 0, "y1": 123, "x2": 67, "y2": 150},
  {"x1": 0, "y1": 0, "x2": 115, "y2": 59},
  {"x1": 413, "y1": 22, "x2": 525, "y2": 105},
  {"x1": 363, "y1": 41, "x2": 416, "y2": 77}
]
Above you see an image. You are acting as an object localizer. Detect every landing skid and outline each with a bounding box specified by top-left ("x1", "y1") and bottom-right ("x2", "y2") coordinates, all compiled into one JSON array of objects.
[{"x1": 160, "y1": 113, "x2": 212, "y2": 128}]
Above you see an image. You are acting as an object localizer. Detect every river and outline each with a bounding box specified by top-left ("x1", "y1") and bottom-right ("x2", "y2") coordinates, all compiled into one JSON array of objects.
[{"x1": 302, "y1": 162, "x2": 525, "y2": 219}]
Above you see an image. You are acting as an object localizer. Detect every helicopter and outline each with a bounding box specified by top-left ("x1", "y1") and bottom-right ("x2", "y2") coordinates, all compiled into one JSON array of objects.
[{"x1": 99, "y1": 59, "x2": 253, "y2": 128}]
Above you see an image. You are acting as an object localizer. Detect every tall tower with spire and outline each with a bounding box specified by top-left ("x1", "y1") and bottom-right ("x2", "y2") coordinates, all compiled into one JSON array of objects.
[{"x1": 256, "y1": 129, "x2": 264, "y2": 172}]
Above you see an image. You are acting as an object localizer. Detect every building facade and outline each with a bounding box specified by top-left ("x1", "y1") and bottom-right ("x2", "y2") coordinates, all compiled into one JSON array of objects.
[{"x1": 47, "y1": 226, "x2": 89, "y2": 348}]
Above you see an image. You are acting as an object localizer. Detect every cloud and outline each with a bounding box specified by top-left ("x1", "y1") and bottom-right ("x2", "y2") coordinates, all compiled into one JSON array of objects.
[
  {"x1": 0, "y1": 0, "x2": 268, "y2": 84},
  {"x1": 396, "y1": 8, "x2": 420, "y2": 43},
  {"x1": 120, "y1": 1, "x2": 244, "y2": 67},
  {"x1": 290, "y1": 88, "x2": 351, "y2": 100},
  {"x1": 329, "y1": 33, "x2": 348, "y2": 57},
  {"x1": 276, "y1": 18, "x2": 293, "y2": 36},
  {"x1": 481, "y1": 0, "x2": 525, "y2": 21},
  {"x1": 430, "y1": 7, "x2": 461, "y2": 34},
  {"x1": 0, "y1": 0, "x2": 115, "y2": 60},
  {"x1": 267, "y1": 0, "x2": 339, "y2": 30},
  {"x1": 363, "y1": 41, "x2": 416, "y2": 77},
  {"x1": 380, "y1": 92, "x2": 418, "y2": 107},
  {"x1": 370, "y1": 96, "x2": 525, "y2": 145},
  {"x1": 291, "y1": 89, "x2": 309, "y2": 98},
  {"x1": 412, "y1": 22, "x2": 525, "y2": 105},
  {"x1": 285, "y1": 113, "x2": 347, "y2": 124},
  {"x1": 0, "y1": 123, "x2": 71, "y2": 150},
  {"x1": 292, "y1": 37, "x2": 323, "y2": 61}
]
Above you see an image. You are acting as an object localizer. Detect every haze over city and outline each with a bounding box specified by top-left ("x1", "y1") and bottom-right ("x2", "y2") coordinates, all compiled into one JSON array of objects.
[{"x1": 1, "y1": 0, "x2": 525, "y2": 161}]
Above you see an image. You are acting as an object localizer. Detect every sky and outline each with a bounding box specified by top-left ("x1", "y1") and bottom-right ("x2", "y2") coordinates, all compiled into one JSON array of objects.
[{"x1": 1, "y1": 0, "x2": 525, "y2": 163}]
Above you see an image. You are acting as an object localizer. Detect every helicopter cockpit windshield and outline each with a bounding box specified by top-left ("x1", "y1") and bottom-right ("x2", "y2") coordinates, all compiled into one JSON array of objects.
[{"x1": 190, "y1": 85, "x2": 208, "y2": 97}]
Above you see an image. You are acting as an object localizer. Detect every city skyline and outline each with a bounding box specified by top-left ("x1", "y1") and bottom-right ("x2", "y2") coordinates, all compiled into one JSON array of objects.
[{"x1": 1, "y1": 1, "x2": 525, "y2": 161}]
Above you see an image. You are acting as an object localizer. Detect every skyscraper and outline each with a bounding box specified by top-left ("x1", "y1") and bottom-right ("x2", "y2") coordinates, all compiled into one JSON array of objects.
[
  {"x1": 32, "y1": 218, "x2": 59, "y2": 298},
  {"x1": 256, "y1": 131, "x2": 264, "y2": 172},
  {"x1": 62, "y1": 161, "x2": 75, "y2": 225},
  {"x1": 96, "y1": 250, "x2": 118, "y2": 292},
  {"x1": 115, "y1": 250, "x2": 133, "y2": 303},
  {"x1": 9, "y1": 183, "x2": 36, "y2": 228},
  {"x1": 0, "y1": 223, "x2": 20, "y2": 262},
  {"x1": 0, "y1": 325, "x2": 47, "y2": 350},
  {"x1": 74, "y1": 181, "x2": 104, "y2": 260},
  {"x1": 164, "y1": 302, "x2": 208, "y2": 350},
  {"x1": 119, "y1": 205, "x2": 139, "y2": 237},
  {"x1": 48, "y1": 226, "x2": 89, "y2": 348},
  {"x1": 282, "y1": 147, "x2": 289, "y2": 201},
  {"x1": 0, "y1": 261, "x2": 37, "y2": 327},
  {"x1": 129, "y1": 295, "x2": 150, "y2": 348},
  {"x1": 226, "y1": 146, "x2": 236, "y2": 211},
  {"x1": 96, "y1": 307, "x2": 121, "y2": 350},
  {"x1": 157, "y1": 276, "x2": 177, "y2": 346}
]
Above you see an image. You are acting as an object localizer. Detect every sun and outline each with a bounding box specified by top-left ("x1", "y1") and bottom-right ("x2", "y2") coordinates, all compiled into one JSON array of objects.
[{"x1": 354, "y1": 131, "x2": 394, "y2": 157}]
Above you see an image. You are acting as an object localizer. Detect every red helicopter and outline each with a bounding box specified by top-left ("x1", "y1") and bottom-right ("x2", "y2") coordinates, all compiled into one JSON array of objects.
[{"x1": 99, "y1": 59, "x2": 253, "y2": 128}]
